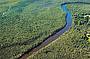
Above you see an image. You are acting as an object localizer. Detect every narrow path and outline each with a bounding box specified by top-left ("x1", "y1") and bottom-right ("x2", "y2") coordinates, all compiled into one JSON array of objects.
[{"x1": 18, "y1": 2, "x2": 90, "y2": 59}]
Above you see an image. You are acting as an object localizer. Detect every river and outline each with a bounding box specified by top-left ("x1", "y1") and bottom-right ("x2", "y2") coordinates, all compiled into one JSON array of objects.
[{"x1": 18, "y1": 2, "x2": 90, "y2": 59}]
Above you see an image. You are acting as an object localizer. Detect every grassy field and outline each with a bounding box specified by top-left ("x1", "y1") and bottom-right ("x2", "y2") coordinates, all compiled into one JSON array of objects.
[
  {"x1": 0, "y1": 0, "x2": 68, "y2": 59},
  {"x1": 28, "y1": 1, "x2": 90, "y2": 59}
]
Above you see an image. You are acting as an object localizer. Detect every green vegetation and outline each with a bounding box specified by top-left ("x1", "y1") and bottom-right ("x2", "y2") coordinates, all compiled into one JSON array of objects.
[
  {"x1": 86, "y1": 34, "x2": 90, "y2": 42},
  {"x1": 0, "y1": 0, "x2": 67, "y2": 59},
  {"x1": 28, "y1": 2, "x2": 90, "y2": 59}
]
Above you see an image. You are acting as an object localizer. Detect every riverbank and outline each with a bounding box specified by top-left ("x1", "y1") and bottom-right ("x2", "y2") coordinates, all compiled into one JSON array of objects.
[
  {"x1": 28, "y1": 2, "x2": 90, "y2": 59},
  {"x1": 19, "y1": 1, "x2": 72, "y2": 59},
  {"x1": 0, "y1": 0, "x2": 66, "y2": 59}
]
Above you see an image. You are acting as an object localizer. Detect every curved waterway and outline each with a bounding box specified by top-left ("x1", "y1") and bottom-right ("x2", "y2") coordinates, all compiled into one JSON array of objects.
[{"x1": 18, "y1": 2, "x2": 90, "y2": 59}]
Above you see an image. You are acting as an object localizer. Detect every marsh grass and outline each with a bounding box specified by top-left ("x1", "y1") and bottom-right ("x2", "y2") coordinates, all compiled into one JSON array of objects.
[
  {"x1": 28, "y1": 2, "x2": 90, "y2": 59},
  {"x1": 0, "y1": 0, "x2": 66, "y2": 59}
]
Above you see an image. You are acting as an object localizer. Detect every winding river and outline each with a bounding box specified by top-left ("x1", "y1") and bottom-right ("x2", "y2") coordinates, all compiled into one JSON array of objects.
[{"x1": 18, "y1": 2, "x2": 90, "y2": 59}]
